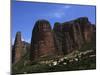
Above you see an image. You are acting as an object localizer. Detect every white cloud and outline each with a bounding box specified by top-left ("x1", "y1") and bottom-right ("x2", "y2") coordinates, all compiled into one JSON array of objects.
[
  {"x1": 63, "y1": 5, "x2": 72, "y2": 9},
  {"x1": 53, "y1": 10, "x2": 65, "y2": 18},
  {"x1": 40, "y1": 5, "x2": 72, "y2": 19},
  {"x1": 25, "y1": 38, "x2": 31, "y2": 43},
  {"x1": 22, "y1": 36, "x2": 31, "y2": 43},
  {"x1": 51, "y1": 5, "x2": 71, "y2": 18},
  {"x1": 53, "y1": 12, "x2": 65, "y2": 18},
  {"x1": 22, "y1": 37, "x2": 25, "y2": 41},
  {"x1": 11, "y1": 38, "x2": 15, "y2": 45}
]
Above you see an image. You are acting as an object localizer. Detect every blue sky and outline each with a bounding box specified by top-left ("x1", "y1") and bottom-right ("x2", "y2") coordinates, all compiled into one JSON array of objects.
[{"x1": 11, "y1": 1, "x2": 96, "y2": 44}]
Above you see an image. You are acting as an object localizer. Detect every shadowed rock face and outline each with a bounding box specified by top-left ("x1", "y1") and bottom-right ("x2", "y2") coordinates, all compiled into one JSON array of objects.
[
  {"x1": 30, "y1": 20, "x2": 56, "y2": 61},
  {"x1": 62, "y1": 21, "x2": 85, "y2": 54},
  {"x1": 12, "y1": 32, "x2": 23, "y2": 63},
  {"x1": 53, "y1": 22, "x2": 63, "y2": 55},
  {"x1": 53, "y1": 17, "x2": 95, "y2": 55},
  {"x1": 74, "y1": 17, "x2": 94, "y2": 42}
]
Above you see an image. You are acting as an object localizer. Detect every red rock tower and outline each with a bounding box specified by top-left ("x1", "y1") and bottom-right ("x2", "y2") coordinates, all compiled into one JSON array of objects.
[
  {"x1": 12, "y1": 32, "x2": 23, "y2": 63},
  {"x1": 30, "y1": 20, "x2": 56, "y2": 61}
]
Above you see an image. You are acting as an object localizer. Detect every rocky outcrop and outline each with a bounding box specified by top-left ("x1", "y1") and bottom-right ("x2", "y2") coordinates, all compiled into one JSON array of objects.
[
  {"x1": 13, "y1": 17, "x2": 95, "y2": 62},
  {"x1": 12, "y1": 32, "x2": 30, "y2": 64},
  {"x1": 30, "y1": 20, "x2": 57, "y2": 61},
  {"x1": 12, "y1": 32, "x2": 23, "y2": 63},
  {"x1": 74, "y1": 17, "x2": 94, "y2": 42},
  {"x1": 53, "y1": 17, "x2": 95, "y2": 55},
  {"x1": 29, "y1": 17, "x2": 95, "y2": 61},
  {"x1": 53, "y1": 22, "x2": 63, "y2": 55}
]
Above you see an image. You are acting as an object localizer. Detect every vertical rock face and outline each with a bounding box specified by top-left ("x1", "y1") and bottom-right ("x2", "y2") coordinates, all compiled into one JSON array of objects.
[
  {"x1": 62, "y1": 23, "x2": 74, "y2": 54},
  {"x1": 53, "y1": 22, "x2": 63, "y2": 55},
  {"x1": 62, "y1": 21, "x2": 84, "y2": 52},
  {"x1": 75, "y1": 17, "x2": 94, "y2": 42},
  {"x1": 12, "y1": 32, "x2": 23, "y2": 63},
  {"x1": 53, "y1": 17, "x2": 95, "y2": 55},
  {"x1": 30, "y1": 20, "x2": 56, "y2": 61}
]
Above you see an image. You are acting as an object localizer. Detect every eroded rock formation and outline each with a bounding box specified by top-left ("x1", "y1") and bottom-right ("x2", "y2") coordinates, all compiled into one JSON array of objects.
[
  {"x1": 53, "y1": 17, "x2": 95, "y2": 55},
  {"x1": 13, "y1": 17, "x2": 95, "y2": 62},
  {"x1": 12, "y1": 32, "x2": 23, "y2": 63},
  {"x1": 53, "y1": 22, "x2": 63, "y2": 55},
  {"x1": 30, "y1": 20, "x2": 57, "y2": 61}
]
